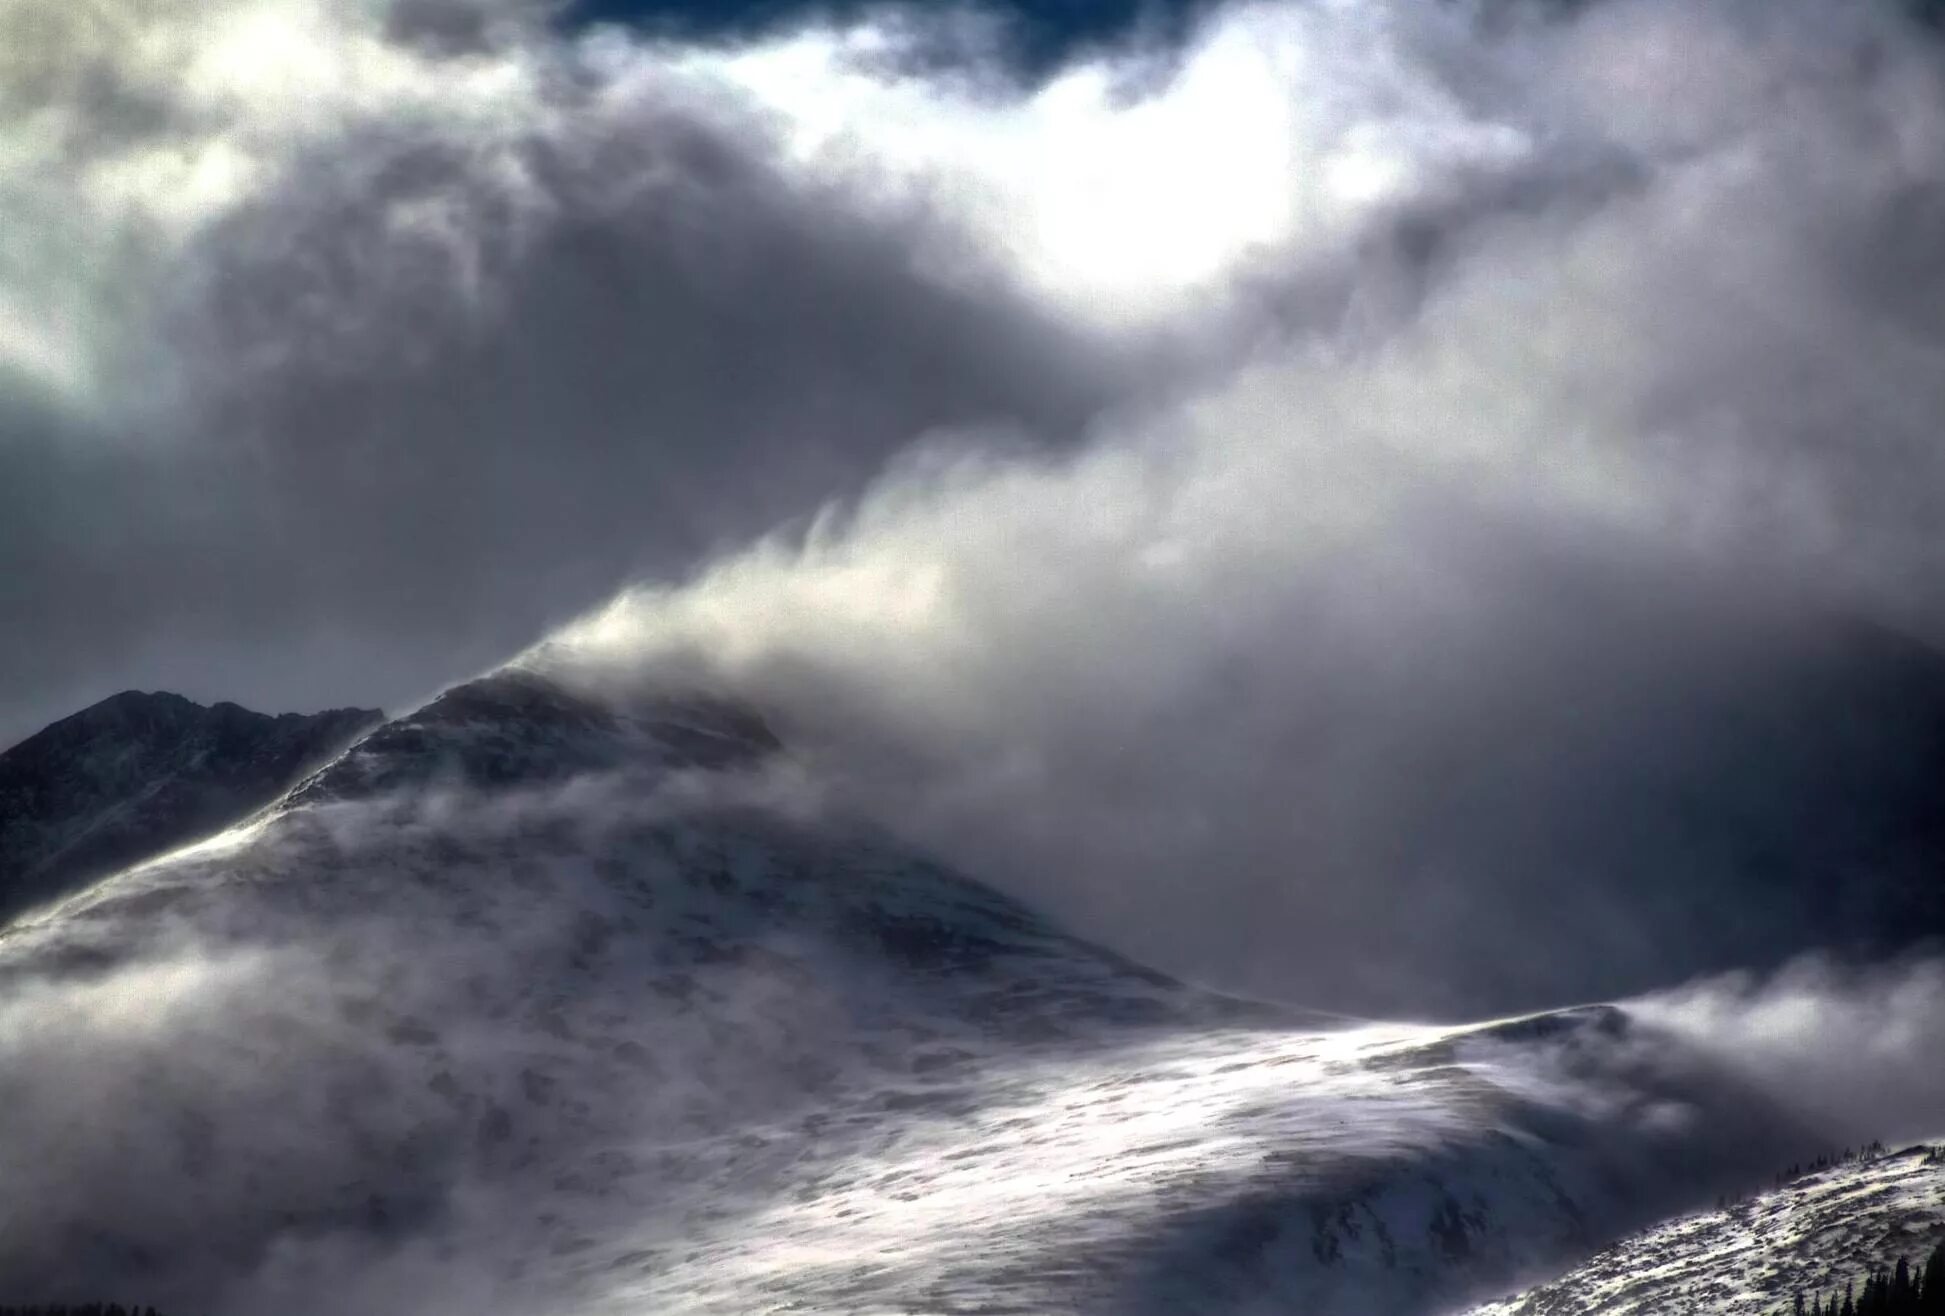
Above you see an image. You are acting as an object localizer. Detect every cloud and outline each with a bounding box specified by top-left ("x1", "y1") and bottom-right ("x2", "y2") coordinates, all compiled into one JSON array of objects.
[
  {"x1": 0, "y1": 0, "x2": 1134, "y2": 744},
  {"x1": 1631, "y1": 954, "x2": 1945, "y2": 1148},
  {"x1": 8, "y1": 2, "x2": 1945, "y2": 1306},
  {"x1": 7, "y1": 0, "x2": 1945, "y2": 1013},
  {"x1": 525, "y1": 0, "x2": 1945, "y2": 1011},
  {"x1": 662, "y1": 0, "x2": 1548, "y2": 326}
]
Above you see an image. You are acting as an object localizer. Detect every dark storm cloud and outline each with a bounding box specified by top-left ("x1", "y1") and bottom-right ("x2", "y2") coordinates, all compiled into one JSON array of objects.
[
  {"x1": 9, "y1": 0, "x2": 1945, "y2": 1016},
  {"x1": 529, "y1": 0, "x2": 1945, "y2": 1013},
  {"x1": 0, "y1": 8, "x2": 1131, "y2": 745}
]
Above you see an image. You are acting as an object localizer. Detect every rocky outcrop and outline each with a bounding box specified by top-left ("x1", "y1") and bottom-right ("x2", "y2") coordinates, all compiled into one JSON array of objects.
[{"x1": 0, "y1": 690, "x2": 380, "y2": 921}]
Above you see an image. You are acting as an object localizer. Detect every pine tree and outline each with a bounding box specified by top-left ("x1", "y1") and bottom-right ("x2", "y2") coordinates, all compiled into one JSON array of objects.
[{"x1": 1925, "y1": 1241, "x2": 1945, "y2": 1314}]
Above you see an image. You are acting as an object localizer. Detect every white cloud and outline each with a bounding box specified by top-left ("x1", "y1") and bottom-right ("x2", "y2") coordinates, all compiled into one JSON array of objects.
[{"x1": 668, "y1": 0, "x2": 1543, "y2": 327}]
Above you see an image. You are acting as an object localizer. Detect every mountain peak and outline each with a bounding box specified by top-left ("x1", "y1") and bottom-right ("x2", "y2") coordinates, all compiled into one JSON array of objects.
[
  {"x1": 288, "y1": 667, "x2": 780, "y2": 805},
  {"x1": 0, "y1": 692, "x2": 383, "y2": 921}
]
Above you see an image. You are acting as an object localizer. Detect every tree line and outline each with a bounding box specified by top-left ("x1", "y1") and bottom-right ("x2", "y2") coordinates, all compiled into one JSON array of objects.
[
  {"x1": 1776, "y1": 1140, "x2": 1895, "y2": 1188},
  {"x1": 1754, "y1": 1140, "x2": 1945, "y2": 1316},
  {"x1": 1786, "y1": 1139, "x2": 1943, "y2": 1316},
  {"x1": 1735, "y1": 1141, "x2": 1896, "y2": 1210},
  {"x1": 1792, "y1": 1240, "x2": 1945, "y2": 1316}
]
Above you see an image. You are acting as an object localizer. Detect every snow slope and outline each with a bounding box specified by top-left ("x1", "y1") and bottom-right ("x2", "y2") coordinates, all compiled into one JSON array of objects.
[
  {"x1": 0, "y1": 669, "x2": 1860, "y2": 1314},
  {"x1": 1468, "y1": 1145, "x2": 1945, "y2": 1316}
]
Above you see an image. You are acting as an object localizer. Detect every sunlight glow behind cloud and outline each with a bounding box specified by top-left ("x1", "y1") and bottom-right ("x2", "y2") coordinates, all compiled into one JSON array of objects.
[{"x1": 667, "y1": 1, "x2": 1541, "y2": 326}]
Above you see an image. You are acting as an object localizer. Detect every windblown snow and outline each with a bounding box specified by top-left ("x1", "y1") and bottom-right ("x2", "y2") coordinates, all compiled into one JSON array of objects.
[{"x1": 0, "y1": 667, "x2": 1881, "y2": 1316}]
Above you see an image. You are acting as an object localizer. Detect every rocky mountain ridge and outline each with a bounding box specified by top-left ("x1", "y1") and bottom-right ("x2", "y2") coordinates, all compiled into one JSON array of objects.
[{"x1": 0, "y1": 691, "x2": 381, "y2": 924}]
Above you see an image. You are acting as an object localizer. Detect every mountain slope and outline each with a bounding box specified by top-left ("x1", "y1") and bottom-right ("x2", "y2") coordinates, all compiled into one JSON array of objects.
[
  {"x1": 0, "y1": 691, "x2": 381, "y2": 922},
  {"x1": 0, "y1": 666, "x2": 1840, "y2": 1315},
  {"x1": 1469, "y1": 1145, "x2": 1945, "y2": 1316}
]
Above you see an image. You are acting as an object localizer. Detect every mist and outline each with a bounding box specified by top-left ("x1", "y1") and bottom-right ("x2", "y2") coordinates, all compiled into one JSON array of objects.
[{"x1": 1633, "y1": 954, "x2": 1945, "y2": 1148}]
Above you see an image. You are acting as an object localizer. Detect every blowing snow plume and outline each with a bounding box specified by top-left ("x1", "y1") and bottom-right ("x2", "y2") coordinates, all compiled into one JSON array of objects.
[
  {"x1": 0, "y1": 664, "x2": 1928, "y2": 1316},
  {"x1": 6, "y1": 0, "x2": 1945, "y2": 1311},
  {"x1": 525, "y1": 0, "x2": 1945, "y2": 1011}
]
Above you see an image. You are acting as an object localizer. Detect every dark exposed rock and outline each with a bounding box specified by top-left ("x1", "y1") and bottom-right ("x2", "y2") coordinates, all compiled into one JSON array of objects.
[
  {"x1": 0, "y1": 691, "x2": 381, "y2": 922},
  {"x1": 287, "y1": 667, "x2": 779, "y2": 805}
]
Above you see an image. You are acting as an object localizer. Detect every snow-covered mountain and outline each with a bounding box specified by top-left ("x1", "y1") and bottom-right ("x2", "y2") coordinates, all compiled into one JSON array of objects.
[
  {"x1": 0, "y1": 692, "x2": 380, "y2": 922},
  {"x1": 0, "y1": 666, "x2": 1863, "y2": 1315},
  {"x1": 1469, "y1": 1144, "x2": 1945, "y2": 1316}
]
